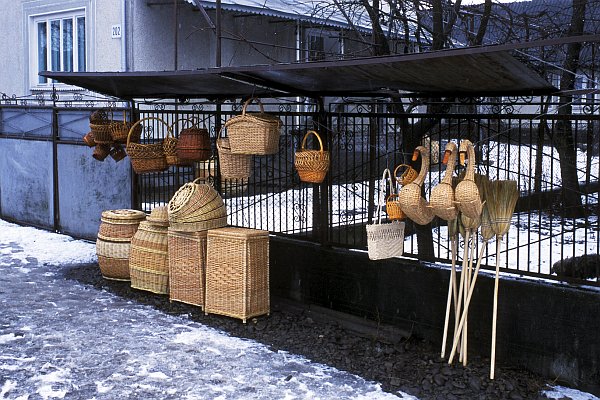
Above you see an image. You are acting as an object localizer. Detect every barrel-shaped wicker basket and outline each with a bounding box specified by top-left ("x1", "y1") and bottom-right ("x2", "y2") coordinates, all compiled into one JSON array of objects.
[
  {"x1": 126, "y1": 117, "x2": 169, "y2": 174},
  {"x1": 176, "y1": 119, "x2": 211, "y2": 162},
  {"x1": 294, "y1": 130, "x2": 330, "y2": 184},
  {"x1": 129, "y1": 221, "x2": 169, "y2": 294},
  {"x1": 398, "y1": 146, "x2": 435, "y2": 225},
  {"x1": 429, "y1": 142, "x2": 459, "y2": 221},
  {"x1": 224, "y1": 98, "x2": 282, "y2": 155}
]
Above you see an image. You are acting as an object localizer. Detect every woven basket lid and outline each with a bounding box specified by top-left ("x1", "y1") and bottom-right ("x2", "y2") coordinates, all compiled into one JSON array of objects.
[
  {"x1": 146, "y1": 206, "x2": 169, "y2": 226},
  {"x1": 101, "y1": 209, "x2": 146, "y2": 222},
  {"x1": 168, "y1": 180, "x2": 219, "y2": 216}
]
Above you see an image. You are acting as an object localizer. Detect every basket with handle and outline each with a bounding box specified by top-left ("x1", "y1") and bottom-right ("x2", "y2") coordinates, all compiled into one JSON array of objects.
[
  {"x1": 89, "y1": 108, "x2": 113, "y2": 145},
  {"x1": 175, "y1": 118, "x2": 211, "y2": 162},
  {"x1": 168, "y1": 178, "x2": 226, "y2": 223},
  {"x1": 216, "y1": 137, "x2": 252, "y2": 179},
  {"x1": 110, "y1": 111, "x2": 141, "y2": 144},
  {"x1": 125, "y1": 117, "x2": 169, "y2": 174},
  {"x1": 429, "y1": 141, "x2": 459, "y2": 221},
  {"x1": 366, "y1": 169, "x2": 405, "y2": 260},
  {"x1": 163, "y1": 123, "x2": 184, "y2": 166},
  {"x1": 388, "y1": 164, "x2": 417, "y2": 220},
  {"x1": 224, "y1": 98, "x2": 282, "y2": 155},
  {"x1": 294, "y1": 130, "x2": 330, "y2": 184},
  {"x1": 398, "y1": 146, "x2": 435, "y2": 225}
]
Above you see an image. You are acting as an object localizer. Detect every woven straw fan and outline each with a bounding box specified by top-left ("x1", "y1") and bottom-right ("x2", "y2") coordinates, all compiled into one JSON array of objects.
[
  {"x1": 455, "y1": 140, "x2": 483, "y2": 220},
  {"x1": 430, "y1": 141, "x2": 459, "y2": 222},
  {"x1": 398, "y1": 146, "x2": 435, "y2": 225}
]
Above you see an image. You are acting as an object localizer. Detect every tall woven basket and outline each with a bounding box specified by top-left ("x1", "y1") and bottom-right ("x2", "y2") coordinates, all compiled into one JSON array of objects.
[
  {"x1": 224, "y1": 98, "x2": 282, "y2": 155},
  {"x1": 126, "y1": 117, "x2": 169, "y2": 174},
  {"x1": 168, "y1": 229, "x2": 208, "y2": 308},
  {"x1": 129, "y1": 221, "x2": 169, "y2": 294},
  {"x1": 294, "y1": 130, "x2": 330, "y2": 184},
  {"x1": 216, "y1": 137, "x2": 252, "y2": 179},
  {"x1": 430, "y1": 141, "x2": 459, "y2": 221}
]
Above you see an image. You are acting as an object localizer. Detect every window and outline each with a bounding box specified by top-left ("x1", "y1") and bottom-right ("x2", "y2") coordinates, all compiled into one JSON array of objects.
[{"x1": 31, "y1": 10, "x2": 86, "y2": 86}]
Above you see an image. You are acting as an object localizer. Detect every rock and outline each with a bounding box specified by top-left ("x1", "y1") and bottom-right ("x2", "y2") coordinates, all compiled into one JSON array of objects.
[
  {"x1": 433, "y1": 373, "x2": 446, "y2": 386},
  {"x1": 421, "y1": 379, "x2": 433, "y2": 392},
  {"x1": 441, "y1": 366, "x2": 454, "y2": 376},
  {"x1": 389, "y1": 377, "x2": 401, "y2": 387},
  {"x1": 452, "y1": 380, "x2": 467, "y2": 389},
  {"x1": 469, "y1": 376, "x2": 482, "y2": 391}
]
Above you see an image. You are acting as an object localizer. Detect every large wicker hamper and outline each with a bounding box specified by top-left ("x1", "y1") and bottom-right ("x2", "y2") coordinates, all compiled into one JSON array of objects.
[
  {"x1": 168, "y1": 229, "x2": 207, "y2": 308},
  {"x1": 205, "y1": 227, "x2": 270, "y2": 322}
]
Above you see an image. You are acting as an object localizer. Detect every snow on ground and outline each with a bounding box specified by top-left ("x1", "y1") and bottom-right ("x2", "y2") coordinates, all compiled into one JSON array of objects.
[{"x1": 0, "y1": 219, "x2": 406, "y2": 399}]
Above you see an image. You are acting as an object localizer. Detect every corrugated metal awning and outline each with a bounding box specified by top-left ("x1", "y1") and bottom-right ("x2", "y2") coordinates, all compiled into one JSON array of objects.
[{"x1": 41, "y1": 45, "x2": 557, "y2": 100}]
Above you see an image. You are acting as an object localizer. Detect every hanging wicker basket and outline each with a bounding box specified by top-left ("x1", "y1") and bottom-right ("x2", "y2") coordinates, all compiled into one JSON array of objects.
[
  {"x1": 163, "y1": 125, "x2": 184, "y2": 166},
  {"x1": 216, "y1": 137, "x2": 252, "y2": 179},
  {"x1": 83, "y1": 131, "x2": 96, "y2": 147},
  {"x1": 398, "y1": 146, "x2": 435, "y2": 225},
  {"x1": 430, "y1": 142, "x2": 459, "y2": 221},
  {"x1": 125, "y1": 117, "x2": 169, "y2": 174},
  {"x1": 110, "y1": 111, "x2": 141, "y2": 144},
  {"x1": 176, "y1": 118, "x2": 211, "y2": 162},
  {"x1": 110, "y1": 143, "x2": 127, "y2": 162},
  {"x1": 224, "y1": 98, "x2": 282, "y2": 155},
  {"x1": 89, "y1": 109, "x2": 113, "y2": 145},
  {"x1": 92, "y1": 144, "x2": 111, "y2": 161},
  {"x1": 294, "y1": 130, "x2": 330, "y2": 184}
]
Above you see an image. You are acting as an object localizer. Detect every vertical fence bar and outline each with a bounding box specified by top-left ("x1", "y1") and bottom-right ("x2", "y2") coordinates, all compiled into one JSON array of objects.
[{"x1": 52, "y1": 106, "x2": 60, "y2": 232}]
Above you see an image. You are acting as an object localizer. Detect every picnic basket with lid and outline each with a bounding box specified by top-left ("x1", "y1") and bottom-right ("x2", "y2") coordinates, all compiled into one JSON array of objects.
[
  {"x1": 398, "y1": 146, "x2": 435, "y2": 225},
  {"x1": 224, "y1": 98, "x2": 282, "y2": 155},
  {"x1": 294, "y1": 130, "x2": 330, "y2": 184},
  {"x1": 125, "y1": 117, "x2": 169, "y2": 174}
]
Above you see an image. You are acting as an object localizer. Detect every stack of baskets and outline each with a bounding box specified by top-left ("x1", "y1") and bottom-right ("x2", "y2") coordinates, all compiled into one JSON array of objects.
[
  {"x1": 167, "y1": 178, "x2": 227, "y2": 308},
  {"x1": 129, "y1": 206, "x2": 170, "y2": 294},
  {"x1": 96, "y1": 209, "x2": 146, "y2": 280}
]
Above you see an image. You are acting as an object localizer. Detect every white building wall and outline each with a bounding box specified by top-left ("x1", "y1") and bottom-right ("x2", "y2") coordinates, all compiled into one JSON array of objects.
[{"x1": 0, "y1": 2, "x2": 26, "y2": 97}]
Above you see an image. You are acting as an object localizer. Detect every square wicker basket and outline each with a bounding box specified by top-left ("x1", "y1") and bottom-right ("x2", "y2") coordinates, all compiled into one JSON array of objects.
[
  {"x1": 205, "y1": 227, "x2": 270, "y2": 322},
  {"x1": 168, "y1": 229, "x2": 208, "y2": 308}
]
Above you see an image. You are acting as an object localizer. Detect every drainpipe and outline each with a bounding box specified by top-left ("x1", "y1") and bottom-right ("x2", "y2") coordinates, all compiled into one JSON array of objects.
[
  {"x1": 173, "y1": 0, "x2": 178, "y2": 70},
  {"x1": 121, "y1": 0, "x2": 128, "y2": 71},
  {"x1": 216, "y1": 0, "x2": 221, "y2": 67}
]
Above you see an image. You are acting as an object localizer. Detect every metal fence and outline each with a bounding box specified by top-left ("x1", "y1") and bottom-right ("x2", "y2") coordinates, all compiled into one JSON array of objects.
[{"x1": 134, "y1": 96, "x2": 599, "y2": 285}]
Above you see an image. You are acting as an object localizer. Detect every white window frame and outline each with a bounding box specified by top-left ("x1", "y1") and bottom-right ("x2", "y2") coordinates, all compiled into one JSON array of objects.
[{"x1": 29, "y1": 8, "x2": 87, "y2": 90}]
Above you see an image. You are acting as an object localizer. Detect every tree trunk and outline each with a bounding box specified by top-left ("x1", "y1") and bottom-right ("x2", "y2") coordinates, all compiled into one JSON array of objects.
[{"x1": 555, "y1": 0, "x2": 587, "y2": 218}]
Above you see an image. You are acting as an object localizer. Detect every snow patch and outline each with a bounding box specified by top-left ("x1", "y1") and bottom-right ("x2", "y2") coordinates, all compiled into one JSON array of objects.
[
  {"x1": 0, "y1": 333, "x2": 23, "y2": 344},
  {"x1": 543, "y1": 385, "x2": 600, "y2": 400}
]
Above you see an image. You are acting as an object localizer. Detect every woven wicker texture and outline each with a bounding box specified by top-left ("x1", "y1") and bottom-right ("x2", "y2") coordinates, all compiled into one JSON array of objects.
[
  {"x1": 176, "y1": 119, "x2": 211, "y2": 162},
  {"x1": 386, "y1": 194, "x2": 404, "y2": 221},
  {"x1": 110, "y1": 111, "x2": 141, "y2": 144},
  {"x1": 97, "y1": 255, "x2": 130, "y2": 281},
  {"x1": 92, "y1": 144, "x2": 111, "y2": 161},
  {"x1": 169, "y1": 216, "x2": 228, "y2": 232},
  {"x1": 398, "y1": 146, "x2": 435, "y2": 225},
  {"x1": 168, "y1": 230, "x2": 207, "y2": 308},
  {"x1": 294, "y1": 130, "x2": 330, "y2": 183},
  {"x1": 455, "y1": 140, "x2": 483, "y2": 220},
  {"x1": 147, "y1": 206, "x2": 169, "y2": 227},
  {"x1": 163, "y1": 128, "x2": 181, "y2": 166},
  {"x1": 430, "y1": 141, "x2": 459, "y2": 221},
  {"x1": 90, "y1": 122, "x2": 112, "y2": 144},
  {"x1": 217, "y1": 138, "x2": 253, "y2": 179},
  {"x1": 98, "y1": 219, "x2": 141, "y2": 242},
  {"x1": 126, "y1": 117, "x2": 169, "y2": 174},
  {"x1": 167, "y1": 179, "x2": 226, "y2": 224},
  {"x1": 393, "y1": 163, "x2": 418, "y2": 187},
  {"x1": 96, "y1": 239, "x2": 131, "y2": 259},
  {"x1": 129, "y1": 221, "x2": 169, "y2": 294},
  {"x1": 101, "y1": 209, "x2": 146, "y2": 222},
  {"x1": 83, "y1": 131, "x2": 96, "y2": 147},
  {"x1": 205, "y1": 227, "x2": 270, "y2": 322},
  {"x1": 109, "y1": 143, "x2": 127, "y2": 162},
  {"x1": 224, "y1": 98, "x2": 282, "y2": 155}
]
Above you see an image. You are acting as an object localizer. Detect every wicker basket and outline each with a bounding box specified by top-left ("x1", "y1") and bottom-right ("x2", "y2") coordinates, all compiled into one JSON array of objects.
[
  {"x1": 294, "y1": 130, "x2": 330, "y2": 184},
  {"x1": 92, "y1": 144, "x2": 111, "y2": 161},
  {"x1": 168, "y1": 229, "x2": 207, "y2": 308},
  {"x1": 97, "y1": 256, "x2": 130, "y2": 281},
  {"x1": 83, "y1": 131, "x2": 96, "y2": 147},
  {"x1": 169, "y1": 216, "x2": 227, "y2": 232},
  {"x1": 398, "y1": 146, "x2": 435, "y2": 225},
  {"x1": 176, "y1": 119, "x2": 211, "y2": 162},
  {"x1": 168, "y1": 179, "x2": 225, "y2": 222},
  {"x1": 147, "y1": 205, "x2": 169, "y2": 227},
  {"x1": 386, "y1": 194, "x2": 405, "y2": 221},
  {"x1": 126, "y1": 117, "x2": 169, "y2": 174},
  {"x1": 129, "y1": 221, "x2": 169, "y2": 294},
  {"x1": 162, "y1": 128, "x2": 181, "y2": 166},
  {"x1": 393, "y1": 163, "x2": 418, "y2": 186},
  {"x1": 110, "y1": 143, "x2": 127, "y2": 162},
  {"x1": 430, "y1": 141, "x2": 459, "y2": 221},
  {"x1": 205, "y1": 227, "x2": 270, "y2": 322},
  {"x1": 110, "y1": 111, "x2": 141, "y2": 144},
  {"x1": 217, "y1": 138, "x2": 252, "y2": 179},
  {"x1": 224, "y1": 98, "x2": 282, "y2": 155},
  {"x1": 455, "y1": 139, "x2": 483, "y2": 220},
  {"x1": 90, "y1": 122, "x2": 113, "y2": 144}
]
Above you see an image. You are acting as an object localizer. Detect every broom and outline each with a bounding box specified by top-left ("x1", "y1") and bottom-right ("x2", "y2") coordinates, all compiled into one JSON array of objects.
[
  {"x1": 487, "y1": 179, "x2": 519, "y2": 379},
  {"x1": 441, "y1": 217, "x2": 459, "y2": 359}
]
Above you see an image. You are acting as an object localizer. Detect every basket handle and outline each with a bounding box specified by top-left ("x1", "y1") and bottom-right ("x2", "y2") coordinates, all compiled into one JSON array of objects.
[
  {"x1": 376, "y1": 168, "x2": 393, "y2": 224},
  {"x1": 241, "y1": 97, "x2": 265, "y2": 115},
  {"x1": 127, "y1": 117, "x2": 172, "y2": 146},
  {"x1": 300, "y1": 130, "x2": 324, "y2": 153}
]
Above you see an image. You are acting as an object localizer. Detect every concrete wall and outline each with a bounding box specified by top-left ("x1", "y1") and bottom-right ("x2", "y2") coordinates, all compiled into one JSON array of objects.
[{"x1": 270, "y1": 237, "x2": 600, "y2": 396}]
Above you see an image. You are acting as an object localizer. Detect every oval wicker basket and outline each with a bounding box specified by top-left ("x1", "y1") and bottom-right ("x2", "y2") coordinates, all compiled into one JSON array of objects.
[
  {"x1": 175, "y1": 119, "x2": 211, "y2": 162},
  {"x1": 398, "y1": 146, "x2": 435, "y2": 225},
  {"x1": 455, "y1": 139, "x2": 483, "y2": 220},
  {"x1": 224, "y1": 98, "x2": 282, "y2": 155},
  {"x1": 294, "y1": 130, "x2": 330, "y2": 184},
  {"x1": 217, "y1": 137, "x2": 252, "y2": 179},
  {"x1": 168, "y1": 179, "x2": 225, "y2": 223},
  {"x1": 129, "y1": 221, "x2": 169, "y2": 294},
  {"x1": 126, "y1": 117, "x2": 169, "y2": 174},
  {"x1": 429, "y1": 141, "x2": 459, "y2": 221}
]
